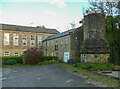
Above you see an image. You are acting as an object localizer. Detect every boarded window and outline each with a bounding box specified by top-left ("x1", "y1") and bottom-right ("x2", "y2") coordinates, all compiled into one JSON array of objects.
[
  {"x1": 4, "y1": 33, "x2": 9, "y2": 45},
  {"x1": 13, "y1": 34, "x2": 19, "y2": 46}
]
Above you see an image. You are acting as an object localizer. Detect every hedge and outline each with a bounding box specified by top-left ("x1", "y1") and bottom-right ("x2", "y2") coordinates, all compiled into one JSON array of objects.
[
  {"x1": 42, "y1": 56, "x2": 58, "y2": 61},
  {"x1": 2, "y1": 56, "x2": 23, "y2": 64}
]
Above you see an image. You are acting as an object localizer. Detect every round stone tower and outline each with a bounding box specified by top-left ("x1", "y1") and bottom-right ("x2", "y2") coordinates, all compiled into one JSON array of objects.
[
  {"x1": 83, "y1": 13, "x2": 106, "y2": 41},
  {"x1": 81, "y1": 13, "x2": 110, "y2": 63}
]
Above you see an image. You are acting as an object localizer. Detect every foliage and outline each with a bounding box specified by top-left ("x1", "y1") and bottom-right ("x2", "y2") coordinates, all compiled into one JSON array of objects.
[
  {"x1": 73, "y1": 63, "x2": 116, "y2": 70},
  {"x1": 42, "y1": 56, "x2": 58, "y2": 61},
  {"x1": 106, "y1": 16, "x2": 120, "y2": 65},
  {"x1": 23, "y1": 47, "x2": 43, "y2": 64},
  {"x1": 36, "y1": 25, "x2": 46, "y2": 29},
  {"x1": 86, "y1": 0, "x2": 119, "y2": 16},
  {"x1": 2, "y1": 56, "x2": 23, "y2": 64},
  {"x1": 4, "y1": 59, "x2": 17, "y2": 65}
]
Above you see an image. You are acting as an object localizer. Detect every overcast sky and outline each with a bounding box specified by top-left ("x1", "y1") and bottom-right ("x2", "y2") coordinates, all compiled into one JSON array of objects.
[{"x1": 0, "y1": 0, "x2": 90, "y2": 32}]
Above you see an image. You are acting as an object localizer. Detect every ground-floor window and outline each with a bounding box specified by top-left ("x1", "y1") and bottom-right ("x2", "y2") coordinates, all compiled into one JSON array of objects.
[
  {"x1": 4, "y1": 51, "x2": 10, "y2": 56},
  {"x1": 14, "y1": 52, "x2": 19, "y2": 56}
]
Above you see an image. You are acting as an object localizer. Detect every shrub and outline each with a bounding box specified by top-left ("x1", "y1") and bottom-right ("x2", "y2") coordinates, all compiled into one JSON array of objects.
[
  {"x1": 42, "y1": 56, "x2": 58, "y2": 61},
  {"x1": 23, "y1": 47, "x2": 43, "y2": 64},
  {"x1": 4, "y1": 59, "x2": 17, "y2": 65},
  {"x1": 2, "y1": 56, "x2": 23, "y2": 64}
]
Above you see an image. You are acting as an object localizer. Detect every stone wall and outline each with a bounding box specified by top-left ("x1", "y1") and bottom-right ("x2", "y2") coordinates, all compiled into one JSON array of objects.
[
  {"x1": 70, "y1": 27, "x2": 83, "y2": 62},
  {"x1": 0, "y1": 30, "x2": 55, "y2": 56},
  {"x1": 83, "y1": 13, "x2": 106, "y2": 40},
  {"x1": 43, "y1": 35, "x2": 71, "y2": 61},
  {"x1": 81, "y1": 54, "x2": 109, "y2": 63}
]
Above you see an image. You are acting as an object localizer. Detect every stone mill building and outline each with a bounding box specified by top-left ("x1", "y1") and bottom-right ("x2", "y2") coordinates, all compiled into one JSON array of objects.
[{"x1": 43, "y1": 13, "x2": 110, "y2": 63}]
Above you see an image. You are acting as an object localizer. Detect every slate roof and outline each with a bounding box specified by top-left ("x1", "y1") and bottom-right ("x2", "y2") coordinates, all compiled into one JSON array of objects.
[
  {"x1": 43, "y1": 28, "x2": 78, "y2": 41},
  {"x1": 0, "y1": 24, "x2": 59, "y2": 34}
]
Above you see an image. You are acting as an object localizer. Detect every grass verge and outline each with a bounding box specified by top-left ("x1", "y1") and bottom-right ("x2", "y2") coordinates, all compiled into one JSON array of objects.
[{"x1": 58, "y1": 63, "x2": 119, "y2": 87}]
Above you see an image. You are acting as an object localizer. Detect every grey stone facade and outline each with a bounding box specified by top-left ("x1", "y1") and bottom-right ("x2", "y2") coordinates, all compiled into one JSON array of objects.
[{"x1": 43, "y1": 13, "x2": 110, "y2": 63}]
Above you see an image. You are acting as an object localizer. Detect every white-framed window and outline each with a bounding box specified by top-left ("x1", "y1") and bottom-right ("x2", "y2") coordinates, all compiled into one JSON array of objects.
[
  {"x1": 4, "y1": 51, "x2": 10, "y2": 56},
  {"x1": 22, "y1": 34, "x2": 27, "y2": 46},
  {"x1": 14, "y1": 52, "x2": 19, "y2": 56},
  {"x1": 47, "y1": 41, "x2": 49, "y2": 46},
  {"x1": 65, "y1": 38, "x2": 68, "y2": 45},
  {"x1": 38, "y1": 35, "x2": 42, "y2": 46},
  {"x1": 13, "y1": 34, "x2": 19, "y2": 46},
  {"x1": 31, "y1": 35, "x2": 35, "y2": 46},
  {"x1": 4, "y1": 33, "x2": 9, "y2": 45},
  {"x1": 51, "y1": 40, "x2": 53, "y2": 46}
]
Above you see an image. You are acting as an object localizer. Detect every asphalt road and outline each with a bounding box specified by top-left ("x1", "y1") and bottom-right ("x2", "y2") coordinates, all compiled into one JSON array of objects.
[{"x1": 2, "y1": 64, "x2": 95, "y2": 87}]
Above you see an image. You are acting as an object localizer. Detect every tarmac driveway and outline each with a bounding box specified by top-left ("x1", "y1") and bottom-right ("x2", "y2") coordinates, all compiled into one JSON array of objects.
[{"x1": 2, "y1": 64, "x2": 95, "y2": 87}]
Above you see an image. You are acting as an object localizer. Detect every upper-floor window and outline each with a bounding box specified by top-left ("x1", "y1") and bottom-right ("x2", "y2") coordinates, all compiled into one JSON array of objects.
[
  {"x1": 51, "y1": 40, "x2": 53, "y2": 46},
  {"x1": 47, "y1": 41, "x2": 49, "y2": 46},
  {"x1": 22, "y1": 34, "x2": 27, "y2": 46},
  {"x1": 65, "y1": 38, "x2": 68, "y2": 45},
  {"x1": 4, "y1": 33, "x2": 9, "y2": 45},
  {"x1": 55, "y1": 41, "x2": 58, "y2": 50},
  {"x1": 4, "y1": 51, "x2": 10, "y2": 56},
  {"x1": 31, "y1": 35, "x2": 35, "y2": 46},
  {"x1": 13, "y1": 34, "x2": 19, "y2": 46},
  {"x1": 60, "y1": 39, "x2": 63, "y2": 46},
  {"x1": 38, "y1": 35, "x2": 42, "y2": 46}
]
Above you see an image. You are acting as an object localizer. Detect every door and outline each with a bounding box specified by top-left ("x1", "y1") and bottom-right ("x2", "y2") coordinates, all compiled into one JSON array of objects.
[{"x1": 64, "y1": 52, "x2": 69, "y2": 62}]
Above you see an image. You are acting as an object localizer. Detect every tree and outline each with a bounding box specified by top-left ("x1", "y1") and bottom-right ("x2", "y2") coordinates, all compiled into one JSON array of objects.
[
  {"x1": 36, "y1": 25, "x2": 46, "y2": 29},
  {"x1": 87, "y1": 0, "x2": 119, "y2": 16},
  {"x1": 69, "y1": 21, "x2": 76, "y2": 29}
]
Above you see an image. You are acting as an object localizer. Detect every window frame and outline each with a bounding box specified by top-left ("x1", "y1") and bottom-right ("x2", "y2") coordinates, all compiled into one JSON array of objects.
[
  {"x1": 38, "y1": 35, "x2": 42, "y2": 46},
  {"x1": 14, "y1": 52, "x2": 19, "y2": 56},
  {"x1": 13, "y1": 34, "x2": 19, "y2": 46},
  {"x1": 4, "y1": 51, "x2": 10, "y2": 56},
  {"x1": 31, "y1": 35, "x2": 35, "y2": 46},
  {"x1": 4, "y1": 33, "x2": 9, "y2": 45},
  {"x1": 22, "y1": 34, "x2": 27, "y2": 46}
]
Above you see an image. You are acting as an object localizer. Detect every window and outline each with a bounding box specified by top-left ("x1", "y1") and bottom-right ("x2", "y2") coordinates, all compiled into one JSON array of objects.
[
  {"x1": 60, "y1": 39, "x2": 62, "y2": 46},
  {"x1": 31, "y1": 35, "x2": 35, "y2": 46},
  {"x1": 38, "y1": 35, "x2": 42, "y2": 46},
  {"x1": 65, "y1": 38, "x2": 68, "y2": 45},
  {"x1": 13, "y1": 34, "x2": 19, "y2": 46},
  {"x1": 4, "y1": 33, "x2": 9, "y2": 45},
  {"x1": 47, "y1": 41, "x2": 49, "y2": 46},
  {"x1": 22, "y1": 34, "x2": 27, "y2": 46},
  {"x1": 51, "y1": 52, "x2": 54, "y2": 56},
  {"x1": 14, "y1": 52, "x2": 19, "y2": 56},
  {"x1": 4, "y1": 51, "x2": 10, "y2": 56},
  {"x1": 51, "y1": 40, "x2": 53, "y2": 46},
  {"x1": 55, "y1": 41, "x2": 58, "y2": 50}
]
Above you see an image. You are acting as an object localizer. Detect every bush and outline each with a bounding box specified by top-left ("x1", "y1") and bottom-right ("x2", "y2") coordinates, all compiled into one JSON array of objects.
[
  {"x1": 42, "y1": 56, "x2": 58, "y2": 61},
  {"x1": 4, "y1": 59, "x2": 17, "y2": 65},
  {"x1": 23, "y1": 47, "x2": 43, "y2": 64},
  {"x1": 2, "y1": 56, "x2": 23, "y2": 65}
]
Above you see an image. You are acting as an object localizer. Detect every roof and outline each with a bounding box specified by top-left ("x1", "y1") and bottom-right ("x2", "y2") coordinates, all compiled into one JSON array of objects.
[
  {"x1": 0, "y1": 24, "x2": 59, "y2": 34},
  {"x1": 43, "y1": 28, "x2": 78, "y2": 41},
  {"x1": 81, "y1": 37, "x2": 110, "y2": 54}
]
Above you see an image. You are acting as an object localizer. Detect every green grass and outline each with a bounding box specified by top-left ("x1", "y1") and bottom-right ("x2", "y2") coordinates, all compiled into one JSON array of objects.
[
  {"x1": 59, "y1": 63, "x2": 119, "y2": 87},
  {"x1": 73, "y1": 63, "x2": 116, "y2": 70}
]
